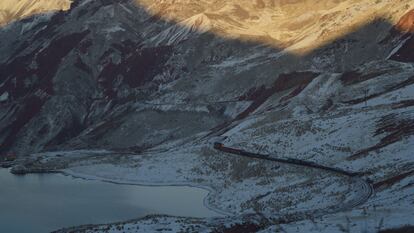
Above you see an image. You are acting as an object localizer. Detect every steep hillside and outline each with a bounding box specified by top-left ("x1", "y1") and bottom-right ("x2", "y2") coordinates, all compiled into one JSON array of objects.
[
  {"x1": 0, "y1": 0, "x2": 412, "y2": 155},
  {"x1": 0, "y1": 0, "x2": 72, "y2": 25},
  {"x1": 1, "y1": 0, "x2": 414, "y2": 232}
]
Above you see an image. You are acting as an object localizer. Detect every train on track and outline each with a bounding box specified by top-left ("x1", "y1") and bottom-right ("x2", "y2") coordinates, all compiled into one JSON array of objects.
[{"x1": 213, "y1": 142, "x2": 359, "y2": 177}]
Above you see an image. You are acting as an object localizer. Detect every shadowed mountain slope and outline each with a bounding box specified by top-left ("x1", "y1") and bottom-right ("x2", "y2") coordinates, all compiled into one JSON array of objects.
[
  {"x1": 0, "y1": 1, "x2": 414, "y2": 233},
  {"x1": 0, "y1": 0, "x2": 412, "y2": 156}
]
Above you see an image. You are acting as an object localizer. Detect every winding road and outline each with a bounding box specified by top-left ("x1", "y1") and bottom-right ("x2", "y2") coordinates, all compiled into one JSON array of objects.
[{"x1": 213, "y1": 143, "x2": 374, "y2": 215}]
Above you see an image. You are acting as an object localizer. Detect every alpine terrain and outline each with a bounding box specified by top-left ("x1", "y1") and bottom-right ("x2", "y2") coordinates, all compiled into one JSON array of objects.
[{"x1": 0, "y1": 0, "x2": 414, "y2": 232}]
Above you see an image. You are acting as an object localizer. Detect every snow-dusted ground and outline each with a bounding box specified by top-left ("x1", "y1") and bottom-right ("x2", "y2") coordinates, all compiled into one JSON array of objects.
[
  {"x1": 47, "y1": 59, "x2": 414, "y2": 232},
  {"x1": 1, "y1": 0, "x2": 413, "y2": 232}
]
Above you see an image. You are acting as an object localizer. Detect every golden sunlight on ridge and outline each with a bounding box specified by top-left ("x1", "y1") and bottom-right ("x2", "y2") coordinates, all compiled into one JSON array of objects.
[
  {"x1": 0, "y1": 0, "x2": 72, "y2": 26},
  {"x1": 0, "y1": 0, "x2": 413, "y2": 56},
  {"x1": 134, "y1": 0, "x2": 414, "y2": 55}
]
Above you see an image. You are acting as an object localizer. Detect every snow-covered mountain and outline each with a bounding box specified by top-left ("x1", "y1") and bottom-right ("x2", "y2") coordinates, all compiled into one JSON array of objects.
[{"x1": 1, "y1": 0, "x2": 414, "y2": 232}]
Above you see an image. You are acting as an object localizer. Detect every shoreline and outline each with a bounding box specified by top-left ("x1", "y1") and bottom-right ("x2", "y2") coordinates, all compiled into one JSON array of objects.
[
  {"x1": 61, "y1": 168, "x2": 232, "y2": 217},
  {"x1": 0, "y1": 166, "x2": 231, "y2": 217}
]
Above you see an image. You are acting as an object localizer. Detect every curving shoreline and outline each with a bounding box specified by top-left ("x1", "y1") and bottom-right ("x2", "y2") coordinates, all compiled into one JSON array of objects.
[
  {"x1": 61, "y1": 168, "x2": 232, "y2": 217},
  {"x1": 3, "y1": 144, "x2": 375, "y2": 232},
  {"x1": 55, "y1": 144, "x2": 375, "y2": 232}
]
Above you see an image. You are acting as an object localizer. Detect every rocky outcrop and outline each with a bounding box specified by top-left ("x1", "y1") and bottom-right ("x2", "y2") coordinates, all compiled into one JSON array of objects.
[
  {"x1": 387, "y1": 9, "x2": 414, "y2": 63},
  {"x1": 395, "y1": 9, "x2": 414, "y2": 33}
]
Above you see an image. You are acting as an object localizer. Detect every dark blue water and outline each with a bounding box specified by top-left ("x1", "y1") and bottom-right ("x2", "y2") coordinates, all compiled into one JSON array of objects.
[{"x1": 0, "y1": 169, "x2": 219, "y2": 233}]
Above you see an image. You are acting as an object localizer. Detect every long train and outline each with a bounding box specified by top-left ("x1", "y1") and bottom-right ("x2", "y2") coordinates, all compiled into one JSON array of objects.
[{"x1": 214, "y1": 142, "x2": 359, "y2": 177}]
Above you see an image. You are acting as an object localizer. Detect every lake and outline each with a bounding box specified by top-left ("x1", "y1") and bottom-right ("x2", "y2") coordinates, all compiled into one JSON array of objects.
[{"x1": 0, "y1": 169, "x2": 220, "y2": 233}]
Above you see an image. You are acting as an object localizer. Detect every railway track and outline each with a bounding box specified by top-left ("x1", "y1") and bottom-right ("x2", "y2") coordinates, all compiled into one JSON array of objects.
[{"x1": 213, "y1": 143, "x2": 374, "y2": 215}]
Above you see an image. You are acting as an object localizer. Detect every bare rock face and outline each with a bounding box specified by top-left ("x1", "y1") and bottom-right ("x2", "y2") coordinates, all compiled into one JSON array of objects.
[
  {"x1": 395, "y1": 9, "x2": 414, "y2": 33},
  {"x1": 0, "y1": 0, "x2": 72, "y2": 25},
  {"x1": 389, "y1": 9, "x2": 414, "y2": 63},
  {"x1": 0, "y1": 0, "x2": 413, "y2": 157}
]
